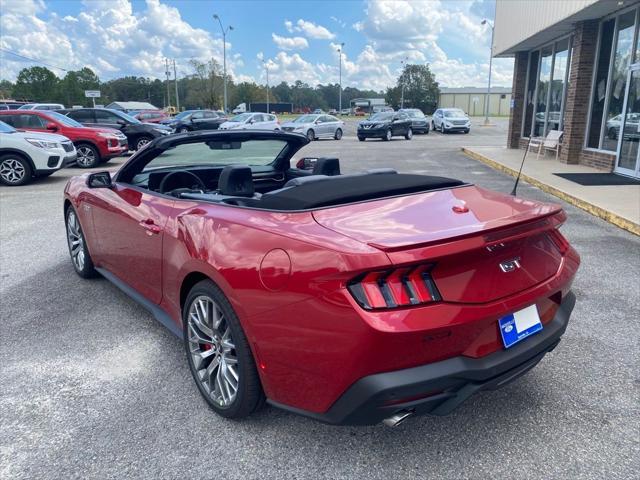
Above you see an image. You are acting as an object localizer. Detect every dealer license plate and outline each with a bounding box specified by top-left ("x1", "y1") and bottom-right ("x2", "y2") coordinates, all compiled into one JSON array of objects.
[{"x1": 498, "y1": 305, "x2": 543, "y2": 349}]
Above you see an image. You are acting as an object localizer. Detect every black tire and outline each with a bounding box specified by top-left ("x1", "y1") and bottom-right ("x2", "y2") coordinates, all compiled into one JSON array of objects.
[
  {"x1": 177, "y1": 126, "x2": 189, "y2": 133},
  {"x1": 405, "y1": 127, "x2": 413, "y2": 140},
  {"x1": 464, "y1": 129, "x2": 470, "y2": 134},
  {"x1": 0, "y1": 153, "x2": 32, "y2": 186},
  {"x1": 441, "y1": 123, "x2": 446, "y2": 134},
  {"x1": 383, "y1": 128, "x2": 392, "y2": 141},
  {"x1": 431, "y1": 121, "x2": 435, "y2": 130},
  {"x1": 306, "y1": 129, "x2": 315, "y2": 141},
  {"x1": 358, "y1": 136, "x2": 365, "y2": 141},
  {"x1": 334, "y1": 128, "x2": 343, "y2": 140},
  {"x1": 134, "y1": 136, "x2": 153, "y2": 150},
  {"x1": 184, "y1": 279, "x2": 264, "y2": 419},
  {"x1": 75, "y1": 143, "x2": 101, "y2": 168},
  {"x1": 65, "y1": 206, "x2": 98, "y2": 278}
]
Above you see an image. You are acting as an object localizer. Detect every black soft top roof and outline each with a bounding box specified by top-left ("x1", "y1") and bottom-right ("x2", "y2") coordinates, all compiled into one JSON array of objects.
[{"x1": 258, "y1": 173, "x2": 466, "y2": 211}]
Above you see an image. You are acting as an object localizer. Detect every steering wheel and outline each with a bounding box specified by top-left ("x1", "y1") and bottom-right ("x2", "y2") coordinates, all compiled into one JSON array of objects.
[{"x1": 158, "y1": 170, "x2": 207, "y2": 195}]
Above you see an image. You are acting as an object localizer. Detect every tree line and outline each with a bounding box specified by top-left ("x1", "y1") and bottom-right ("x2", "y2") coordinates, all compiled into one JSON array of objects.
[{"x1": 0, "y1": 59, "x2": 440, "y2": 113}]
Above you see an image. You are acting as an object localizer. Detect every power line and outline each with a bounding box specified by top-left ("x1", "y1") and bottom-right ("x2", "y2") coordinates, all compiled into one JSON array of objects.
[{"x1": 0, "y1": 48, "x2": 68, "y2": 72}]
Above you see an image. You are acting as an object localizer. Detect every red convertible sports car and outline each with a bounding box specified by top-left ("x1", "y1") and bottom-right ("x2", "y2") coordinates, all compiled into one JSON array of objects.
[{"x1": 63, "y1": 130, "x2": 579, "y2": 426}]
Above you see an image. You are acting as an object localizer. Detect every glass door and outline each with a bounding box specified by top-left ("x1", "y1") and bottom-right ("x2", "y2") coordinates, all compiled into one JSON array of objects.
[{"x1": 615, "y1": 64, "x2": 640, "y2": 178}]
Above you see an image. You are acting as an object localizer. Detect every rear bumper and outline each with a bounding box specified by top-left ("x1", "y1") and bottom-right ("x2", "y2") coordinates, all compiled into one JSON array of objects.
[{"x1": 269, "y1": 291, "x2": 575, "y2": 425}]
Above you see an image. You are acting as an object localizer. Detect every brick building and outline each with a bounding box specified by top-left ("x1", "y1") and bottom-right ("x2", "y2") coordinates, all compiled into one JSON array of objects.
[{"x1": 495, "y1": 0, "x2": 640, "y2": 179}]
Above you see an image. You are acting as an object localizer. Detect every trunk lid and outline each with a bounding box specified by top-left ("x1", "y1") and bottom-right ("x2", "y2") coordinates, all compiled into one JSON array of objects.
[{"x1": 313, "y1": 185, "x2": 565, "y2": 304}]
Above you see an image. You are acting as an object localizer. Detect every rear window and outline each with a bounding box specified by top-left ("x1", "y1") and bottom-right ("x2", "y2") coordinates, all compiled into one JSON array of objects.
[{"x1": 143, "y1": 139, "x2": 289, "y2": 171}]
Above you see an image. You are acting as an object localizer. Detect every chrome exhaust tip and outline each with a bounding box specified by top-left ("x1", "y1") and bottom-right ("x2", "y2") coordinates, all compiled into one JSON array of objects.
[{"x1": 382, "y1": 410, "x2": 414, "y2": 427}]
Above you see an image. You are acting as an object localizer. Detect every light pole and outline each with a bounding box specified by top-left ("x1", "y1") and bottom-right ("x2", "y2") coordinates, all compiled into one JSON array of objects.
[
  {"x1": 337, "y1": 42, "x2": 344, "y2": 113},
  {"x1": 213, "y1": 14, "x2": 233, "y2": 113},
  {"x1": 400, "y1": 56, "x2": 408, "y2": 109},
  {"x1": 481, "y1": 19, "x2": 495, "y2": 125},
  {"x1": 262, "y1": 59, "x2": 270, "y2": 113}
]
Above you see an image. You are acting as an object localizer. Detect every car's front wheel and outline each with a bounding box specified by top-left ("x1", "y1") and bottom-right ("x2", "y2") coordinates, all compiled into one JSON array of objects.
[
  {"x1": 441, "y1": 123, "x2": 446, "y2": 134},
  {"x1": 383, "y1": 129, "x2": 392, "y2": 141},
  {"x1": 184, "y1": 280, "x2": 264, "y2": 419},
  {"x1": 65, "y1": 206, "x2": 97, "y2": 278},
  {"x1": 76, "y1": 143, "x2": 101, "y2": 168},
  {"x1": 177, "y1": 126, "x2": 189, "y2": 133},
  {"x1": 334, "y1": 128, "x2": 343, "y2": 140},
  {"x1": 405, "y1": 127, "x2": 413, "y2": 140},
  {"x1": 135, "y1": 136, "x2": 153, "y2": 150},
  {"x1": 306, "y1": 129, "x2": 315, "y2": 141},
  {"x1": 0, "y1": 154, "x2": 32, "y2": 186},
  {"x1": 358, "y1": 136, "x2": 365, "y2": 141}
]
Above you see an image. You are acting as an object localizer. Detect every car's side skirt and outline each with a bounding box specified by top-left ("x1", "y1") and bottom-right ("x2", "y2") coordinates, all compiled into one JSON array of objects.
[{"x1": 96, "y1": 267, "x2": 183, "y2": 339}]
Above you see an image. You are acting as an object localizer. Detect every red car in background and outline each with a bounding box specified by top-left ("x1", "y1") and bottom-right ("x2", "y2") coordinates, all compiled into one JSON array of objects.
[
  {"x1": 0, "y1": 110, "x2": 128, "y2": 168},
  {"x1": 132, "y1": 110, "x2": 169, "y2": 124},
  {"x1": 63, "y1": 130, "x2": 579, "y2": 426}
]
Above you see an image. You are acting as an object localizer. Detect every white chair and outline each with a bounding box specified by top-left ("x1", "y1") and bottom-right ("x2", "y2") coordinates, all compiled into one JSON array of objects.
[{"x1": 528, "y1": 130, "x2": 563, "y2": 160}]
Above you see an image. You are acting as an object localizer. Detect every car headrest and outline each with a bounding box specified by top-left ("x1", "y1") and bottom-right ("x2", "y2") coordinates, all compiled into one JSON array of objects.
[
  {"x1": 312, "y1": 157, "x2": 340, "y2": 176},
  {"x1": 284, "y1": 175, "x2": 330, "y2": 187},
  {"x1": 218, "y1": 165, "x2": 254, "y2": 197}
]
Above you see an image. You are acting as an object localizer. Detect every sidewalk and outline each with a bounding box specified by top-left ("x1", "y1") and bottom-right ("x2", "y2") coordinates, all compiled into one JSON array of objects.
[{"x1": 462, "y1": 146, "x2": 640, "y2": 236}]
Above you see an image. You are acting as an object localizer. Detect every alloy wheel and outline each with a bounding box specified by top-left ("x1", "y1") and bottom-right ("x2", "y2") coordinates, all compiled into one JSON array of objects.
[
  {"x1": 66, "y1": 210, "x2": 86, "y2": 271},
  {"x1": 406, "y1": 128, "x2": 413, "y2": 139},
  {"x1": 385, "y1": 129, "x2": 392, "y2": 141},
  {"x1": 0, "y1": 158, "x2": 26, "y2": 184},
  {"x1": 76, "y1": 146, "x2": 97, "y2": 167},
  {"x1": 187, "y1": 295, "x2": 239, "y2": 408},
  {"x1": 306, "y1": 129, "x2": 315, "y2": 141},
  {"x1": 136, "y1": 137, "x2": 151, "y2": 150}
]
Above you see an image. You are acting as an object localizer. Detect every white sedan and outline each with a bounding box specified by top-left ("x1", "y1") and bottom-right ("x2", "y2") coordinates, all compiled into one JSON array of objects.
[
  {"x1": 219, "y1": 113, "x2": 280, "y2": 131},
  {"x1": 0, "y1": 120, "x2": 77, "y2": 186}
]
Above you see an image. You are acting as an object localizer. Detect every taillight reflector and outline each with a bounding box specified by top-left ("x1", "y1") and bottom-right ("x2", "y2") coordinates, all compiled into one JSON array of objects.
[{"x1": 348, "y1": 264, "x2": 441, "y2": 310}]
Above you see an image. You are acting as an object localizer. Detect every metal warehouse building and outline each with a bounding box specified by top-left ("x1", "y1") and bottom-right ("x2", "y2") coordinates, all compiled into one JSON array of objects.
[
  {"x1": 438, "y1": 87, "x2": 512, "y2": 116},
  {"x1": 496, "y1": 0, "x2": 640, "y2": 178}
]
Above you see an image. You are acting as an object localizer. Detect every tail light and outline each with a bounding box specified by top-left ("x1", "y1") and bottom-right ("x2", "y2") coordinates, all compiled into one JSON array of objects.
[
  {"x1": 548, "y1": 228, "x2": 569, "y2": 254},
  {"x1": 347, "y1": 264, "x2": 441, "y2": 310}
]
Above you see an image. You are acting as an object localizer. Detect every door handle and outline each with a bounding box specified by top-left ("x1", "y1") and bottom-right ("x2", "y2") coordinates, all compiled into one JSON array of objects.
[{"x1": 139, "y1": 219, "x2": 161, "y2": 234}]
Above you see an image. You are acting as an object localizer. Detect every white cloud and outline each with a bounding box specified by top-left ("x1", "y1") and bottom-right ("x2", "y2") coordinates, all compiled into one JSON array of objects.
[
  {"x1": 292, "y1": 19, "x2": 335, "y2": 40},
  {"x1": 271, "y1": 34, "x2": 309, "y2": 51},
  {"x1": 0, "y1": 0, "x2": 240, "y2": 81},
  {"x1": 284, "y1": 20, "x2": 293, "y2": 33}
]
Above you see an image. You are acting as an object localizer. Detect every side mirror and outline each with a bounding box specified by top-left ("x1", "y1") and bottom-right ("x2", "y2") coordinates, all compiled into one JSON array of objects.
[
  {"x1": 249, "y1": 119, "x2": 255, "y2": 124},
  {"x1": 45, "y1": 122, "x2": 58, "y2": 131},
  {"x1": 315, "y1": 119, "x2": 321, "y2": 124},
  {"x1": 87, "y1": 171, "x2": 112, "y2": 188},
  {"x1": 296, "y1": 157, "x2": 318, "y2": 170}
]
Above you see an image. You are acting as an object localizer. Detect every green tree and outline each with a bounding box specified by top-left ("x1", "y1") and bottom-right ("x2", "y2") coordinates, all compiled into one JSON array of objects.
[
  {"x1": 386, "y1": 64, "x2": 439, "y2": 113},
  {"x1": 183, "y1": 58, "x2": 224, "y2": 109},
  {"x1": 0, "y1": 80, "x2": 14, "y2": 99},
  {"x1": 57, "y1": 68, "x2": 100, "y2": 107},
  {"x1": 12, "y1": 67, "x2": 59, "y2": 102}
]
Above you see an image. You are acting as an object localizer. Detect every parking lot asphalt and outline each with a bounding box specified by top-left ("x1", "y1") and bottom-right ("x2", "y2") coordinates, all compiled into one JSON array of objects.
[{"x1": 1, "y1": 119, "x2": 638, "y2": 480}]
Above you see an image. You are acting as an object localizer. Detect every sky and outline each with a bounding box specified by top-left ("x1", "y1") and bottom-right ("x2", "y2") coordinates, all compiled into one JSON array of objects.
[{"x1": 0, "y1": 0, "x2": 514, "y2": 91}]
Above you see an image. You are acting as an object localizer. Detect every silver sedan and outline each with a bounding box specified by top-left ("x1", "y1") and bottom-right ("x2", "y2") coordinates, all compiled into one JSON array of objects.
[{"x1": 280, "y1": 114, "x2": 345, "y2": 140}]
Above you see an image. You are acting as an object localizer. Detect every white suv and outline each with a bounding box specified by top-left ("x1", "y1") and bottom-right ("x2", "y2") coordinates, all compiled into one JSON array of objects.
[
  {"x1": 0, "y1": 120, "x2": 76, "y2": 186},
  {"x1": 432, "y1": 108, "x2": 471, "y2": 134},
  {"x1": 17, "y1": 103, "x2": 65, "y2": 111}
]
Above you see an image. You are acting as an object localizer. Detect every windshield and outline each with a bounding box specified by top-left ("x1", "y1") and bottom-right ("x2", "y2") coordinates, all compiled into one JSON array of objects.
[
  {"x1": 143, "y1": 139, "x2": 289, "y2": 171},
  {"x1": 405, "y1": 110, "x2": 425, "y2": 118},
  {"x1": 369, "y1": 112, "x2": 394, "y2": 121},
  {"x1": 112, "y1": 109, "x2": 141, "y2": 124},
  {"x1": 45, "y1": 111, "x2": 84, "y2": 127},
  {"x1": 230, "y1": 113, "x2": 252, "y2": 122},
  {"x1": 444, "y1": 109, "x2": 466, "y2": 118},
  {"x1": 293, "y1": 115, "x2": 318, "y2": 123},
  {"x1": 175, "y1": 111, "x2": 194, "y2": 120},
  {"x1": 0, "y1": 120, "x2": 16, "y2": 133}
]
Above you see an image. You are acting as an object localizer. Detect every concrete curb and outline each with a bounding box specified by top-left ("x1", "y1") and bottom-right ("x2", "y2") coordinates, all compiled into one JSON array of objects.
[{"x1": 462, "y1": 147, "x2": 640, "y2": 236}]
